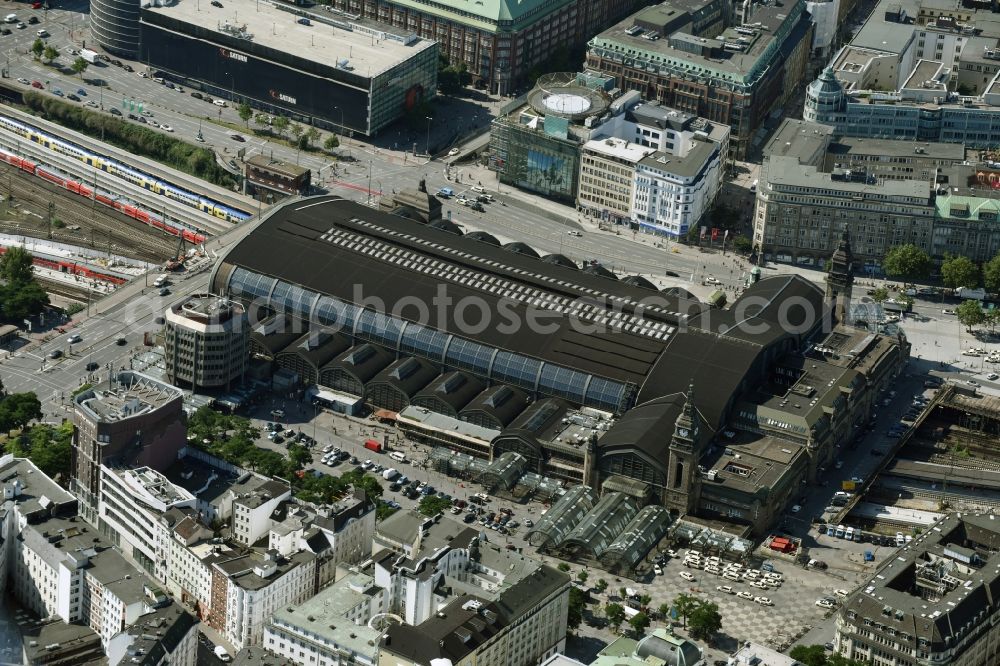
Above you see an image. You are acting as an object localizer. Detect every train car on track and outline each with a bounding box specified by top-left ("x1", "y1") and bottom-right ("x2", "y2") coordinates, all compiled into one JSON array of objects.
[
  {"x1": 0, "y1": 246, "x2": 131, "y2": 285},
  {"x1": 0, "y1": 113, "x2": 251, "y2": 225},
  {"x1": 0, "y1": 149, "x2": 207, "y2": 244}
]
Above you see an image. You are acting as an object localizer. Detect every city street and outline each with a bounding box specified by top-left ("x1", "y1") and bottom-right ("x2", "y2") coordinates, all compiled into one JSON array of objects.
[{"x1": 0, "y1": 0, "x2": 778, "y2": 288}]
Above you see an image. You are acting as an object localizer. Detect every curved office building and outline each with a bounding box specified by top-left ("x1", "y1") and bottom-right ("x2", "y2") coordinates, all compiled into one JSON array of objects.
[{"x1": 90, "y1": 0, "x2": 141, "y2": 58}]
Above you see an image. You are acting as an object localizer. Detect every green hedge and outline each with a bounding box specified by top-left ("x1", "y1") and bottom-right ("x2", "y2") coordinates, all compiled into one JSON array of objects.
[{"x1": 22, "y1": 92, "x2": 236, "y2": 188}]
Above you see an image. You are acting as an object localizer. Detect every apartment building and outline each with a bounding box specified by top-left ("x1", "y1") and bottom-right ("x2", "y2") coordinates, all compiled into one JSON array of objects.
[
  {"x1": 834, "y1": 512, "x2": 1000, "y2": 666},
  {"x1": 232, "y1": 478, "x2": 292, "y2": 546},
  {"x1": 0, "y1": 455, "x2": 195, "y2": 659},
  {"x1": 265, "y1": 514, "x2": 570, "y2": 666},
  {"x1": 268, "y1": 491, "x2": 376, "y2": 588},
  {"x1": 586, "y1": 0, "x2": 814, "y2": 157},
  {"x1": 579, "y1": 138, "x2": 654, "y2": 224},
  {"x1": 72, "y1": 372, "x2": 186, "y2": 524},
  {"x1": 265, "y1": 570, "x2": 385, "y2": 666},
  {"x1": 166, "y1": 510, "x2": 216, "y2": 617},
  {"x1": 578, "y1": 100, "x2": 730, "y2": 233},
  {"x1": 632, "y1": 139, "x2": 723, "y2": 237},
  {"x1": 99, "y1": 465, "x2": 197, "y2": 581},
  {"x1": 208, "y1": 550, "x2": 317, "y2": 651}
]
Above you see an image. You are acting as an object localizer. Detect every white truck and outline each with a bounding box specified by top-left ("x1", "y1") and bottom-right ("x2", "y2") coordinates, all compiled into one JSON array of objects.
[
  {"x1": 957, "y1": 286, "x2": 986, "y2": 300},
  {"x1": 80, "y1": 49, "x2": 99, "y2": 64},
  {"x1": 382, "y1": 468, "x2": 399, "y2": 481}
]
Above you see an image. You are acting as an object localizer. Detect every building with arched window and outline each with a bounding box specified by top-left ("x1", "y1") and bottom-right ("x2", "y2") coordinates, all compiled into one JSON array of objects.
[{"x1": 212, "y1": 195, "x2": 907, "y2": 538}]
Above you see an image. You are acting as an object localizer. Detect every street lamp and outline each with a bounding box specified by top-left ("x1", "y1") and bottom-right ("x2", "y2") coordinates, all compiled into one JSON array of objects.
[{"x1": 425, "y1": 116, "x2": 432, "y2": 156}]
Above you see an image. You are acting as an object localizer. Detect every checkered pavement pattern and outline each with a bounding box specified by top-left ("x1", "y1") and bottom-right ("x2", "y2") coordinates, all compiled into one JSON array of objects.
[{"x1": 641, "y1": 560, "x2": 835, "y2": 648}]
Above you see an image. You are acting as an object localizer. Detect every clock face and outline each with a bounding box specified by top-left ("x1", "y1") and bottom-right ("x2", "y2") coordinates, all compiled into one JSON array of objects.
[{"x1": 678, "y1": 428, "x2": 689, "y2": 438}]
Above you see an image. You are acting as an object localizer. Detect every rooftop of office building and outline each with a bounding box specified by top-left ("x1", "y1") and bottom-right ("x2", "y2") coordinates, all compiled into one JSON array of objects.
[
  {"x1": 142, "y1": 0, "x2": 436, "y2": 78},
  {"x1": 74, "y1": 371, "x2": 182, "y2": 423}
]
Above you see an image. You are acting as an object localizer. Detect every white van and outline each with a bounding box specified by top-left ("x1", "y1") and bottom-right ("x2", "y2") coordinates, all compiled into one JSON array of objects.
[
  {"x1": 214, "y1": 646, "x2": 231, "y2": 662},
  {"x1": 5, "y1": 14, "x2": 17, "y2": 23},
  {"x1": 389, "y1": 451, "x2": 407, "y2": 463},
  {"x1": 471, "y1": 185, "x2": 486, "y2": 194},
  {"x1": 750, "y1": 179, "x2": 759, "y2": 192},
  {"x1": 382, "y1": 468, "x2": 399, "y2": 481}
]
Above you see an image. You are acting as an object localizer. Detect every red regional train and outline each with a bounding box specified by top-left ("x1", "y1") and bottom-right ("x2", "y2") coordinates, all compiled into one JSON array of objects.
[
  {"x1": 0, "y1": 148, "x2": 207, "y2": 244},
  {"x1": 0, "y1": 246, "x2": 131, "y2": 286}
]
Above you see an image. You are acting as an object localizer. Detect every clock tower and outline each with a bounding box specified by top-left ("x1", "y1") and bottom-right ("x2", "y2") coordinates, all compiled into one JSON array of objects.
[
  {"x1": 826, "y1": 228, "x2": 855, "y2": 325},
  {"x1": 665, "y1": 381, "x2": 701, "y2": 513}
]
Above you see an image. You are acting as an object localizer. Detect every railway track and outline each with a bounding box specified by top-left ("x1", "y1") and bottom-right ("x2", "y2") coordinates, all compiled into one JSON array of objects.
[
  {"x1": 927, "y1": 452, "x2": 1000, "y2": 472},
  {"x1": 873, "y1": 481, "x2": 1000, "y2": 511},
  {"x1": 37, "y1": 276, "x2": 90, "y2": 302},
  {"x1": 0, "y1": 162, "x2": 176, "y2": 263}
]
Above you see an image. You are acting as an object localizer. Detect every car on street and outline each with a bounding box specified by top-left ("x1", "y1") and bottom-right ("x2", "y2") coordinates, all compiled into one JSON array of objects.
[
  {"x1": 0, "y1": 28, "x2": 9, "y2": 35},
  {"x1": 17, "y1": 22, "x2": 26, "y2": 29},
  {"x1": 110, "y1": 107, "x2": 122, "y2": 116},
  {"x1": 159, "y1": 124, "x2": 173, "y2": 132},
  {"x1": 48, "y1": 349, "x2": 62, "y2": 359},
  {"x1": 716, "y1": 585, "x2": 734, "y2": 594},
  {"x1": 679, "y1": 571, "x2": 695, "y2": 582},
  {"x1": 754, "y1": 597, "x2": 773, "y2": 606},
  {"x1": 191, "y1": 91, "x2": 203, "y2": 99},
  {"x1": 653, "y1": 564, "x2": 663, "y2": 575},
  {"x1": 567, "y1": 230, "x2": 582, "y2": 237},
  {"x1": 138, "y1": 71, "x2": 148, "y2": 78},
  {"x1": 28, "y1": 16, "x2": 38, "y2": 24},
  {"x1": 16, "y1": 77, "x2": 28, "y2": 84},
  {"x1": 448, "y1": 148, "x2": 460, "y2": 156},
  {"x1": 942, "y1": 308, "x2": 955, "y2": 315},
  {"x1": 790, "y1": 504, "x2": 801, "y2": 513},
  {"x1": 52, "y1": 89, "x2": 63, "y2": 97},
  {"x1": 231, "y1": 134, "x2": 246, "y2": 142},
  {"x1": 214, "y1": 99, "x2": 228, "y2": 107},
  {"x1": 86, "y1": 361, "x2": 99, "y2": 371},
  {"x1": 66, "y1": 94, "x2": 80, "y2": 101},
  {"x1": 736, "y1": 590, "x2": 754, "y2": 600},
  {"x1": 85, "y1": 100, "x2": 97, "y2": 107},
  {"x1": 35, "y1": 29, "x2": 46, "y2": 37},
  {"x1": 968, "y1": 380, "x2": 982, "y2": 387},
  {"x1": 211, "y1": 0, "x2": 223, "y2": 6},
  {"x1": 988, "y1": 373, "x2": 999, "y2": 381},
  {"x1": 76, "y1": 88, "x2": 86, "y2": 96},
  {"x1": 834, "y1": 589, "x2": 850, "y2": 598},
  {"x1": 68, "y1": 334, "x2": 82, "y2": 343}
]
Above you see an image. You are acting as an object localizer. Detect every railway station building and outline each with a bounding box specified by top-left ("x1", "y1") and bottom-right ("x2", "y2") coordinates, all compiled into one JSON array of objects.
[
  {"x1": 211, "y1": 195, "x2": 908, "y2": 538},
  {"x1": 139, "y1": 1, "x2": 438, "y2": 137}
]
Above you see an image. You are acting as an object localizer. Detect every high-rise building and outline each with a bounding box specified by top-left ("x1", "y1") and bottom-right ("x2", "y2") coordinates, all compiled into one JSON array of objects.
[
  {"x1": 72, "y1": 372, "x2": 186, "y2": 524},
  {"x1": 164, "y1": 294, "x2": 249, "y2": 392}
]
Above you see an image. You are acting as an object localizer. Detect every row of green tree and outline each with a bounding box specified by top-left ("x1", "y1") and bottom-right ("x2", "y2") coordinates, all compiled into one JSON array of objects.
[
  {"x1": 882, "y1": 244, "x2": 1000, "y2": 292},
  {"x1": 21, "y1": 92, "x2": 236, "y2": 188},
  {"x1": 0, "y1": 246, "x2": 49, "y2": 321},
  {"x1": 789, "y1": 645, "x2": 867, "y2": 666},
  {"x1": 235, "y1": 104, "x2": 339, "y2": 152},
  {"x1": 186, "y1": 406, "x2": 384, "y2": 507},
  {"x1": 0, "y1": 384, "x2": 69, "y2": 480}
]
